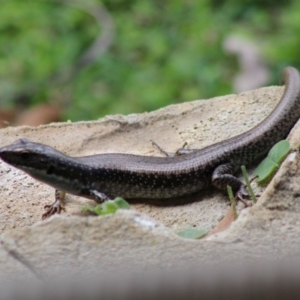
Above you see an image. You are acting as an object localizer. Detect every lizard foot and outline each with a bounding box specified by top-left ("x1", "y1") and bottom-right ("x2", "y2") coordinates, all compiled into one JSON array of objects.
[
  {"x1": 235, "y1": 185, "x2": 251, "y2": 207},
  {"x1": 235, "y1": 185, "x2": 259, "y2": 207},
  {"x1": 42, "y1": 200, "x2": 65, "y2": 220}
]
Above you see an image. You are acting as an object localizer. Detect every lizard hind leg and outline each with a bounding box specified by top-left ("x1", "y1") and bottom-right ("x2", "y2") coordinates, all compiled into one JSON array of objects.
[
  {"x1": 212, "y1": 163, "x2": 250, "y2": 202},
  {"x1": 151, "y1": 140, "x2": 194, "y2": 157}
]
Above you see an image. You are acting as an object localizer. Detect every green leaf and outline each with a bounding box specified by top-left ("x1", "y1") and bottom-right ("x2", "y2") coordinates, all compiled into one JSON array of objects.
[
  {"x1": 254, "y1": 140, "x2": 291, "y2": 184},
  {"x1": 254, "y1": 156, "x2": 279, "y2": 184},
  {"x1": 268, "y1": 140, "x2": 290, "y2": 163},
  {"x1": 114, "y1": 197, "x2": 130, "y2": 209},
  {"x1": 94, "y1": 204, "x2": 105, "y2": 215},
  {"x1": 177, "y1": 228, "x2": 207, "y2": 239},
  {"x1": 100, "y1": 201, "x2": 118, "y2": 215}
]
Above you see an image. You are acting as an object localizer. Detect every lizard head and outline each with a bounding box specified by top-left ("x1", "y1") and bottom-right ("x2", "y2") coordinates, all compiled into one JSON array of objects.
[
  {"x1": 0, "y1": 139, "x2": 64, "y2": 167},
  {"x1": 0, "y1": 139, "x2": 77, "y2": 181}
]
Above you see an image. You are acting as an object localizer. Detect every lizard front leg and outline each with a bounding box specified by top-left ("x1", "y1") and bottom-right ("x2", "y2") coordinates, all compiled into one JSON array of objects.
[
  {"x1": 42, "y1": 188, "x2": 110, "y2": 219},
  {"x1": 88, "y1": 189, "x2": 110, "y2": 203},
  {"x1": 42, "y1": 189, "x2": 66, "y2": 219}
]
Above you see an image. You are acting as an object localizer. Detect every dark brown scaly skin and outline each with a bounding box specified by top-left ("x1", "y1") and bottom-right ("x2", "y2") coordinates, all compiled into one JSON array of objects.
[{"x1": 0, "y1": 67, "x2": 300, "y2": 218}]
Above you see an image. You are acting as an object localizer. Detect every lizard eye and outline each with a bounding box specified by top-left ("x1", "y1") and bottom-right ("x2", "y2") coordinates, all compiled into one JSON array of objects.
[
  {"x1": 20, "y1": 152, "x2": 30, "y2": 160},
  {"x1": 47, "y1": 165, "x2": 54, "y2": 175}
]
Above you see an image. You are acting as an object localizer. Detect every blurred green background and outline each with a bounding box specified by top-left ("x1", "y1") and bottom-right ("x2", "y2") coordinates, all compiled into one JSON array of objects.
[{"x1": 0, "y1": 0, "x2": 300, "y2": 122}]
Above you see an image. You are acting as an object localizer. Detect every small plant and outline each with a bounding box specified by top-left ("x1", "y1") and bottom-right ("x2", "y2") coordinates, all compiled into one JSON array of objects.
[
  {"x1": 241, "y1": 165, "x2": 257, "y2": 203},
  {"x1": 83, "y1": 197, "x2": 130, "y2": 216}
]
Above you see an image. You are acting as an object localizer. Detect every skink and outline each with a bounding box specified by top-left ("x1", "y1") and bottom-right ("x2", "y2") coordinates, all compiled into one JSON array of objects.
[{"x1": 0, "y1": 66, "x2": 300, "y2": 218}]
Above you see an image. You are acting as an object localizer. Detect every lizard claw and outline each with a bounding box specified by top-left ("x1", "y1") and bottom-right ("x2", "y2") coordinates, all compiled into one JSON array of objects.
[
  {"x1": 235, "y1": 185, "x2": 251, "y2": 207},
  {"x1": 42, "y1": 200, "x2": 65, "y2": 219}
]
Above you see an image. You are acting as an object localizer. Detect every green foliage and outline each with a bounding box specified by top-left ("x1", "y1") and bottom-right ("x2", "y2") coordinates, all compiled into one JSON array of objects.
[
  {"x1": 0, "y1": 0, "x2": 299, "y2": 120},
  {"x1": 0, "y1": 0, "x2": 97, "y2": 106}
]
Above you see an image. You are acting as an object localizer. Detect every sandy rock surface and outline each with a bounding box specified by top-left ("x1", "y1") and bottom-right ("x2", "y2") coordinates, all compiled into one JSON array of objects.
[{"x1": 0, "y1": 86, "x2": 281, "y2": 232}]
